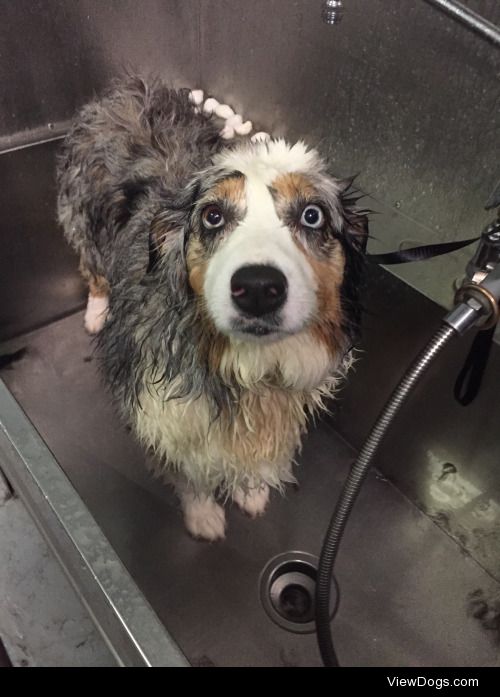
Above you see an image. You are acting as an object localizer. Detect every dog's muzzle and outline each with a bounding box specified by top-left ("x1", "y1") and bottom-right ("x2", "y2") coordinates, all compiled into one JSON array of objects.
[{"x1": 230, "y1": 265, "x2": 288, "y2": 318}]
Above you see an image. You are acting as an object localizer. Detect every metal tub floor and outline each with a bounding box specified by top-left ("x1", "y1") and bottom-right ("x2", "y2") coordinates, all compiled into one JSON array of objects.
[{"x1": 1, "y1": 312, "x2": 498, "y2": 667}]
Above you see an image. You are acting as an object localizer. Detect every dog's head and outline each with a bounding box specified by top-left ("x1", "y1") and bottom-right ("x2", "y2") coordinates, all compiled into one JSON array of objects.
[
  {"x1": 149, "y1": 139, "x2": 367, "y2": 396},
  {"x1": 178, "y1": 140, "x2": 367, "y2": 354}
]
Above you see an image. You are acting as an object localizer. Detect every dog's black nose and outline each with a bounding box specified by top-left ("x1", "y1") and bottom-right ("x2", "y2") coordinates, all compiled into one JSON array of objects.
[{"x1": 231, "y1": 265, "x2": 287, "y2": 317}]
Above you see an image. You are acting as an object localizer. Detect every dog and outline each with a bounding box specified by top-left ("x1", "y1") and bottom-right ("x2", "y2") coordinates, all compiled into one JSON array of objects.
[{"x1": 57, "y1": 76, "x2": 368, "y2": 541}]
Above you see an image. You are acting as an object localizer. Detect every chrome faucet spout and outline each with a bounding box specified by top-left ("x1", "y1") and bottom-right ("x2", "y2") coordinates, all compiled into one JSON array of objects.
[{"x1": 322, "y1": 1, "x2": 344, "y2": 25}]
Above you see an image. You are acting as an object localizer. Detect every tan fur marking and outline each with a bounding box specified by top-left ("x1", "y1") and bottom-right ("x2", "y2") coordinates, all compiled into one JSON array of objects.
[
  {"x1": 207, "y1": 333, "x2": 230, "y2": 374},
  {"x1": 271, "y1": 172, "x2": 317, "y2": 205},
  {"x1": 186, "y1": 174, "x2": 246, "y2": 296},
  {"x1": 222, "y1": 388, "x2": 307, "y2": 465},
  {"x1": 195, "y1": 307, "x2": 229, "y2": 376},
  {"x1": 188, "y1": 265, "x2": 206, "y2": 295},
  {"x1": 297, "y1": 242, "x2": 346, "y2": 354},
  {"x1": 186, "y1": 238, "x2": 208, "y2": 295},
  {"x1": 89, "y1": 276, "x2": 110, "y2": 298},
  {"x1": 79, "y1": 260, "x2": 110, "y2": 298},
  {"x1": 185, "y1": 237, "x2": 229, "y2": 373},
  {"x1": 210, "y1": 175, "x2": 246, "y2": 208}
]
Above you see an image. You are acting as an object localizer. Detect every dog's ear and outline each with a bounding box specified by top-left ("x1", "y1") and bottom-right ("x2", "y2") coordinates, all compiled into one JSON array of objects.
[
  {"x1": 338, "y1": 178, "x2": 370, "y2": 254},
  {"x1": 314, "y1": 171, "x2": 369, "y2": 254},
  {"x1": 148, "y1": 177, "x2": 202, "y2": 272},
  {"x1": 344, "y1": 209, "x2": 369, "y2": 253}
]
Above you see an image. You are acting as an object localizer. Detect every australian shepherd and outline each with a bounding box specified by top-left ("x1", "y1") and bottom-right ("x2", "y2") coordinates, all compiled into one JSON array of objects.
[{"x1": 57, "y1": 76, "x2": 368, "y2": 541}]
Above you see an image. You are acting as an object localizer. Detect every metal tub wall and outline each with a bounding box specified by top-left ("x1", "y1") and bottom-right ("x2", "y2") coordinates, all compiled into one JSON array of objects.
[
  {"x1": 0, "y1": 0, "x2": 201, "y2": 143},
  {"x1": 2, "y1": 0, "x2": 500, "y2": 333}
]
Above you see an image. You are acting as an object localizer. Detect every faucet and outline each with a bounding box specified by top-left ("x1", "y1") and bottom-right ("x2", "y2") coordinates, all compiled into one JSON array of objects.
[
  {"x1": 447, "y1": 212, "x2": 500, "y2": 334},
  {"x1": 322, "y1": 0, "x2": 344, "y2": 25},
  {"x1": 465, "y1": 218, "x2": 500, "y2": 285}
]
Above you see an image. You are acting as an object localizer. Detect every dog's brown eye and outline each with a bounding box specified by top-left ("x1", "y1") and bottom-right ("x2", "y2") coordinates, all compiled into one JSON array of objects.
[
  {"x1": 300, "y1": 204, "x2": 324, "y2": 229},
  {"x1": 202, "y1": 205, "x2": 225, "y2": 230}
]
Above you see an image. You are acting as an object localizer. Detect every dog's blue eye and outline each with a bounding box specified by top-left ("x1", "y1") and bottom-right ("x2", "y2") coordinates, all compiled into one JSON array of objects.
[
  {"x1": 202, "y1": 205, "x2": 225, "y2": 229},
  {"x1": 300, "y1": 205, "x2": 324, "y2": 229}
]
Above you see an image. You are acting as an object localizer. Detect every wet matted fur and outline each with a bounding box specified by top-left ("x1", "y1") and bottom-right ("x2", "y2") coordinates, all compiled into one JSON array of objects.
[{"x1": 57, "y1": 75, "x2": 368, "y2": 540}]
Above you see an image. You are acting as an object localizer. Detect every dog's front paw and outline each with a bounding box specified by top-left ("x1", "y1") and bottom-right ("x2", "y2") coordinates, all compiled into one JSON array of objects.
[
  {"x1": 233, "y1": 482, "x2": 270, "y2": 518},
  {"x1": 183, "y1": 494, "x2": 226, "y2": 541}
]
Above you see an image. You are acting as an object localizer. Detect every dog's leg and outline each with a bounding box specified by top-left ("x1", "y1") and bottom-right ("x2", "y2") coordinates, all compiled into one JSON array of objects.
[
  {"x1": 233, "y1": 478, "x2": 270, "y2": 518},
  {"x1": 81, "y1": 270, "x2": 109, "y2": 335},
  {"x1": 176, "y1": 479, "x2": 226, "y2": 541}
]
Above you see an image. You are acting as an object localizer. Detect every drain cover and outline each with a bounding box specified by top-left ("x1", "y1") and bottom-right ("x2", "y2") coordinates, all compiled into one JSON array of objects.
[{"x1": 259, "y1": 551, "x2": 339, "y2": 634}]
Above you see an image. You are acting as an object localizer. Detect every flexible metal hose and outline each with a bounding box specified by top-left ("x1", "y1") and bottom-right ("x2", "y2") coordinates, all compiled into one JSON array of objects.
[{"x1": 315, "y1": 322, "x2": 457, "y2": 667}]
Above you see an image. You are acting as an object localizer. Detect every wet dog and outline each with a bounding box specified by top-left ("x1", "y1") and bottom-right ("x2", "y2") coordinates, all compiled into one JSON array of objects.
[{"x1": 57, "y1": 76, "x2": 368, "y2": 540}]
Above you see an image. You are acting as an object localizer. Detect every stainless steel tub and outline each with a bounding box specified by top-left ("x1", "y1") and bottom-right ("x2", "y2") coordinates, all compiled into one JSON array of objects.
[{"x1": 1, "y1": 299, "x2": 499, "y2": 665}]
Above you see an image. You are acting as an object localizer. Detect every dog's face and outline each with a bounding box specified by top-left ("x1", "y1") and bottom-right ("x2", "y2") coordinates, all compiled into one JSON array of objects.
[{"x1": 182, "y1": 140, "x2": 367, "y2": 357}]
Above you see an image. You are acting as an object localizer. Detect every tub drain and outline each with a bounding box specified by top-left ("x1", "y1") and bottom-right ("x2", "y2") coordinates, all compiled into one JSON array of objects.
[{"x1": 259, "y1": 551, "x2": 339, "y2": 634}]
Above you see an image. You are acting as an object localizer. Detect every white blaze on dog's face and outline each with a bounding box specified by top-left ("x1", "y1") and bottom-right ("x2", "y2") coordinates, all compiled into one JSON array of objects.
[
  {"x1": 186, "y1": 140, "x2": 363, "y2": 356},
  {"x1": 203, "y1": 145, "x2": 321, "y2": 340}
]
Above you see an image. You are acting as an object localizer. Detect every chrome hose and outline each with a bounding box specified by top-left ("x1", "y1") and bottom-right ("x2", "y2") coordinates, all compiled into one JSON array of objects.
[{"x1": 315, "y1": 322, "x2": 457, "y2": 667}]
